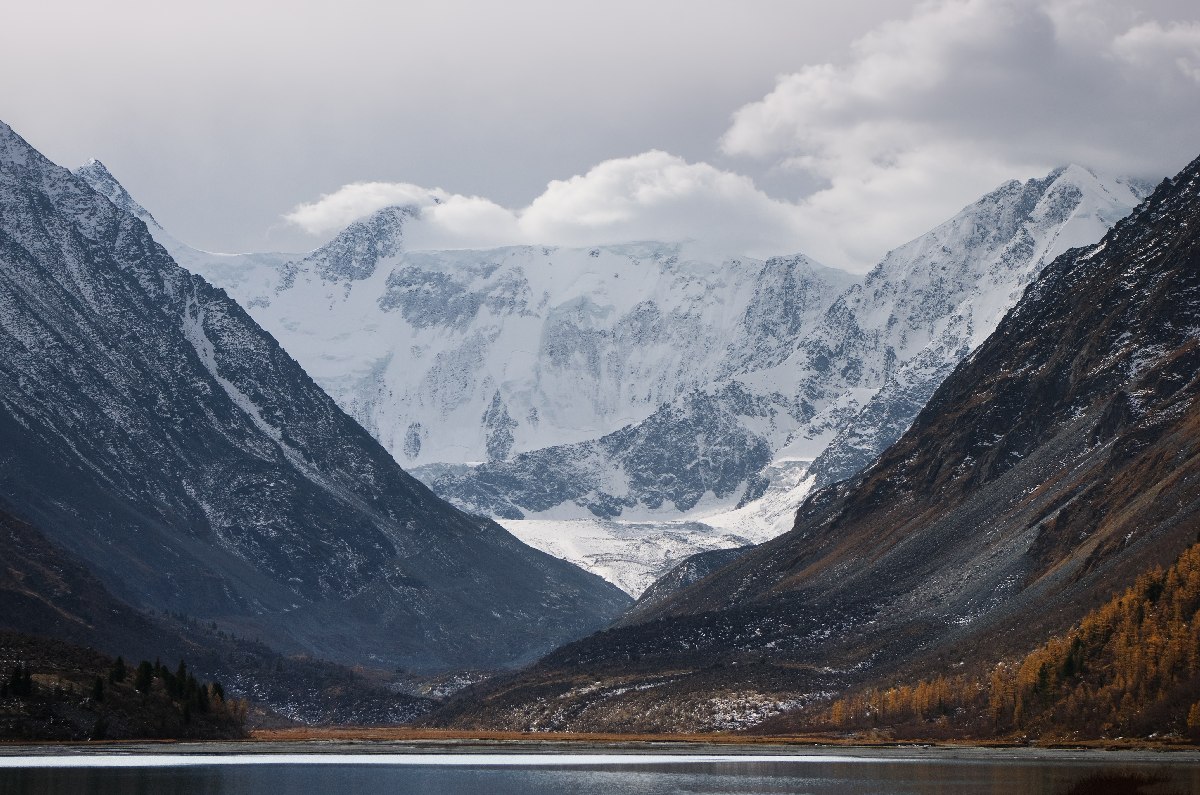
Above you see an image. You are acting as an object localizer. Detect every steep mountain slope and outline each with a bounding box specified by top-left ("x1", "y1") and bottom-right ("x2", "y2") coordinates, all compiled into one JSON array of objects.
[
  {"x1": 798, "y1": 165, "x2": 1150, "y2": 492},
  {"x1": 623, "y1": 545, "x2": 753, "y2": 622},
  {"x1": 0, "y1": 504, "x2": 172, "y2": 663},
  {"x1": 789, "y1": 540, "x2": 1200, "y2": 740},
  {"x1": 0, "y1": 120, "x2": 629, "y2": 673},
  {"x1": 0, "y1": 504, "x2": 432, "y2": 724},
  {"x1": 429, "y1": 153, "x2": 1200, "y2": 732},
  {"x1": 73, "y1": 159, "x2": 298, "y2": 292}
]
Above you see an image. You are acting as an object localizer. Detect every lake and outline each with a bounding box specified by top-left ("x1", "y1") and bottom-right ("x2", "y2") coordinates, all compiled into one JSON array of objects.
[{"x1": 1, "y1": 746, "x2": 1198, "y2": 794}]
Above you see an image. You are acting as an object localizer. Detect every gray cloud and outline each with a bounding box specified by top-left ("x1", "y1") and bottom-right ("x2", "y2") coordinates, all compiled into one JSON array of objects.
[
  {"x1": 0, "y1": 0, "x2": 918, "y2": 255},
  {"x1": 3, "y1": 0, "x2": 1198, "y2": 269},
  {"x1": 720, "y1": 0, "x2": 1200, "y2": 267},
  {"x1": 286, "y1": 0, "x2": 1200, "y2": 270}
]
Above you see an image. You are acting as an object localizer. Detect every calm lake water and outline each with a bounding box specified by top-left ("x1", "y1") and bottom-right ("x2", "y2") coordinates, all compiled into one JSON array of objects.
[{"x1": 1, "y1": 750, "x2": 1198, "y2": 794}]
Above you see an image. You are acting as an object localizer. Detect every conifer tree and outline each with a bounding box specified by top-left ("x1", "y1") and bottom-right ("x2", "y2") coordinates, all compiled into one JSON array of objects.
[
  {"x1": 109, "y1": 656, "x2": 127, "y2": 684},
  {"x1": 135, "y1": 660, "x2": 154, "y2": 694}
]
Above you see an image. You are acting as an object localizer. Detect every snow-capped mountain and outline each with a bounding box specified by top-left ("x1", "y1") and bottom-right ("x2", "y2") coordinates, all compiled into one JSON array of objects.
[
  {"x1": 0, "y1": 120, "x2": 629, "y2": 673},
  {"x1": 77, "y1": 159, "x2": 1146, "y2": 597},
  {"x1": 147, "y1": 226, "x2": 853, "y2": 468},
  {"x1": 425, "y1": 165, "x2": 1146, "y2": 594},
  {"x1": 72, "y1": 165, "x2": 856, "y2": 476},
  {"x1": 430, "y1": 166, "x2": 1147, "y2": 520}
]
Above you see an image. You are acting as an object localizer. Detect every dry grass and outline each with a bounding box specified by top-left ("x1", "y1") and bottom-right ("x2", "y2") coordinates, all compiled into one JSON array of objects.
[{"x1": 245, "y1": 726, "x2": 1199, "y2": 750}]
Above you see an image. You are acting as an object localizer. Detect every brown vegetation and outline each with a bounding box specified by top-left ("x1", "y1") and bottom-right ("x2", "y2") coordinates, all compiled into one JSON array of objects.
[{"x1": 807, "y1": 541, "x2": 1200, "y2": 741}]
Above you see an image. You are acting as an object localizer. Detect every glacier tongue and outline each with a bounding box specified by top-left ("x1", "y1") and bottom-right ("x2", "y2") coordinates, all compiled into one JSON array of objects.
[{"x1": 499, "y1": 459, "x2": 814, "y2": 596}]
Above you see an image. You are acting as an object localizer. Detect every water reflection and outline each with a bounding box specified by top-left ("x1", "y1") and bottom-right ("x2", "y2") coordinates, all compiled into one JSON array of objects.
[{"x1": 1, "y1": 756, "x2": 1196, "y2": 795}]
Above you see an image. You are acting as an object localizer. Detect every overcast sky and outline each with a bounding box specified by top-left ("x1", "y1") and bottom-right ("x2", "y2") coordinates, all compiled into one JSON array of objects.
[{"x1": 4, "y1": 0, "x2": 1199, "y2": 271}]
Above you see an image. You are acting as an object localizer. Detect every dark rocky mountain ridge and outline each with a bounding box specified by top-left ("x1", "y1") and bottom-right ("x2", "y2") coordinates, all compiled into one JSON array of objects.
[
  {"x1": 429, "y1": 153, "x2": 1200, "y2": 732},
  {"x1": 621, "y1": 545, "x2": 753, "y2": 623},
  {"x1": 0, "y1": 120, "x2": 629, "y2": 675}
]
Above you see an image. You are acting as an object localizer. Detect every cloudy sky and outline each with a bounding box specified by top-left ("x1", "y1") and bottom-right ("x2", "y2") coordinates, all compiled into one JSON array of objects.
[{"x1": 4, "y1": 0, "x2": 1199, "y2": 270}]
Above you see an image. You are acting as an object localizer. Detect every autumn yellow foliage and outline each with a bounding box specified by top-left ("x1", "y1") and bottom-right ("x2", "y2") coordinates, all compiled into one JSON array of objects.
[{"x1": 815, "y1": 541, "x2": 1200, "y2": 739}]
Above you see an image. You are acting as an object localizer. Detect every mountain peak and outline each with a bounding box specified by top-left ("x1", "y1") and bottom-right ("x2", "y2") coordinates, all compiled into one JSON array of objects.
[
  {"x1": 73, "y1": 158, "x2": 158, "y2": 226},
  {"x1": 79, "y1": 156, "x2": 112, "y2": 175},
  {"x1": 296, "y1": 203, "x2": 417, "y2": 283},
  {"x1": 0, "y1": 120, "x2": 49, "y2": 170}
]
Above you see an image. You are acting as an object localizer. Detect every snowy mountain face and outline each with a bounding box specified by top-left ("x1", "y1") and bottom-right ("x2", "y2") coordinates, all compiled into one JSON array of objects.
[
  {"x1": 797, "y1": 166, "x2": 1150, "y2": 491},
  {"x1": 79, "y1": 160, "x2": 1145, "y2": 597},
  {"x1": 422, "y1": 167, "x2": 1146, "y2": 527},
  {"x1": 0, "y1": 121, "x2": 629, "y2": 672},
  {"x1": 458, "y1": 167, "x2": 1144, "y2": 595},
  {"x1": 74, "y1": 158, "x2": 157, "y2": 222},
  {"x1": 145, "y1": 224, "x2": 852, "y2": 469}
]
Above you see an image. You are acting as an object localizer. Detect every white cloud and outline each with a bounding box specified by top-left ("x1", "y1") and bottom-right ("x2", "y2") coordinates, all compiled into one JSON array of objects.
[
  {"x1": 285, "y1": 151, "x2": 815, "y2": 260},
  {"x1": 519, "y1": 151, "x2": 806, "y2": 256},
  {"x1": 285, "y1": 182, "x2": 525, "y2": 250},
  {"x1": 415, "y1": 195, "x2": 524, "y2": 250},
  {"x1": 285, "y1": 182, "x2": 444, "y2": 235}
]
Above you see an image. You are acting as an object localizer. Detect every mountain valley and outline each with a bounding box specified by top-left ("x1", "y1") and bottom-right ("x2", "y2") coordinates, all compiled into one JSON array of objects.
[
  {"x1": 82, "y1": 158, "x2": 1149, "y2": 595},
  {"x1": 3, "y1": 113, "x2": 1197, "y2": 744}
]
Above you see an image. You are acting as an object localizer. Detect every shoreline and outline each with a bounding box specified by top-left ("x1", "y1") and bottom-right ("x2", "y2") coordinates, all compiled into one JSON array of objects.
[{"x1": 2, "y1": 734, "x2": 1200, "y2": 764}]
